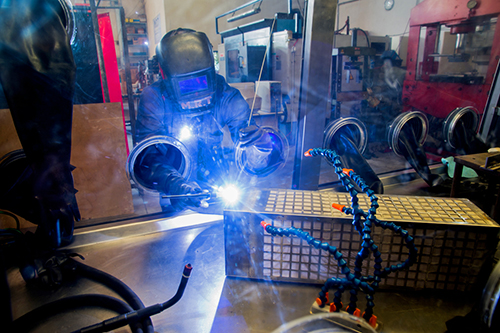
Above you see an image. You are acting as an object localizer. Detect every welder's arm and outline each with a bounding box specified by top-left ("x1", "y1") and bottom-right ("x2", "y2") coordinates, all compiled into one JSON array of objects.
[
  {"x1": 220, "y1": 81, "x2": 253, "y2": 142},
  {"x1": 164, "y1": 175, "x2": 205, "y2": 210},
  {"x1": 135, "y1": 85, "x2": 207, "y2": 209},
  {"x1": 135, "y1": 145, "x2": 204, "y2": 210},
  {"x1": 135, "y1": 85, "x2": 168, "y2": 143}
]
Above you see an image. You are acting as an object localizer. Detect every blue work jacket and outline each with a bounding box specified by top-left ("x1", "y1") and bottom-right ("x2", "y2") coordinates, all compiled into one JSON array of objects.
[{"x1": 134, "y1": 74, "x2": 251, "y2": 193}]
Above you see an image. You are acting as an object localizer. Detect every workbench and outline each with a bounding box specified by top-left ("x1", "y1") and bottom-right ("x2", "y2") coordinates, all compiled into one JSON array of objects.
[
  {"x1": 451, "y1": 152, "x2": 500, "y2": 221},
  {"x1": 7, "y1": 213, "x2": 481, "y2": 333}
]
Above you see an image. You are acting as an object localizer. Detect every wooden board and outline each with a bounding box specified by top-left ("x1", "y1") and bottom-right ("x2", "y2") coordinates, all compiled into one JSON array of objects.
[{"x1": 0, "y1": 103, "x2": 134, "y2": 226}]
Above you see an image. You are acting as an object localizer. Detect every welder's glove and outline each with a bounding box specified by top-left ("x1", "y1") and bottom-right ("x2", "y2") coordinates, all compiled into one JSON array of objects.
[
  {"x1": 32, "y1": 157, "x2": 81, "y2": 248},
  {"x1": 165, "y1": 176, "x2": 206, "y2": 211}
]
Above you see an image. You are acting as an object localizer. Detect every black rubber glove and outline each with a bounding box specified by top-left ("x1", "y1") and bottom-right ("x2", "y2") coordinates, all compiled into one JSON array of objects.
[
  {"x1": 33, "y1": 156, "x2": 81, "y2": 247},
  {"x1": 165, "y1": 176, "x2": 205, "y2": 211}
]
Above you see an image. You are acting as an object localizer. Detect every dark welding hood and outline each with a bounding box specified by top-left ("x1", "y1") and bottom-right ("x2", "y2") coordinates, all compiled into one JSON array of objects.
[{"x1": 157, "y1": 30, "x2": 216, "y2": 113}]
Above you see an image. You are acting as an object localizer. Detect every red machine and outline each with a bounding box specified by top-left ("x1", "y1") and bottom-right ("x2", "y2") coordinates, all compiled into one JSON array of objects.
[{"x1": 402, "y1": 0, "x2": 500, "y2": 119}]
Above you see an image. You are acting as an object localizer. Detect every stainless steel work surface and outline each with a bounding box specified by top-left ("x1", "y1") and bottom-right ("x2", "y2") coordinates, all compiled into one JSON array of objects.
[
  {"x1": 7, "y1": 213, "x2": 480, "y2": 332},
  {"x1": 9, "y1": 214, "x2": 226, "y2": 333}
]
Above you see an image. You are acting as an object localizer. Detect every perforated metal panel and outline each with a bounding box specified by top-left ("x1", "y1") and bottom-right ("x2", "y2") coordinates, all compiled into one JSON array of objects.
[
  {"x1": 225, "y1": 189, "x2": 500, "y2": 291},
  {"x1": 263, "y1": 190, "x2": 497, "y2": 226}
]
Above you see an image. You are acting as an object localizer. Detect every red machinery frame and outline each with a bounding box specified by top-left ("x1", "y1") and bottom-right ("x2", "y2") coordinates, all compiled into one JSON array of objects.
[{"x1": 402, "y1": 0, "x2": 500, "y2": 118}]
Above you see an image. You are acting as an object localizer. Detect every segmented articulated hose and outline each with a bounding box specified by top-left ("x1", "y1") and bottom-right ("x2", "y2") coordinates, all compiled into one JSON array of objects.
[{"x1": 262, "y1": 148, "x2": 418, "y2": 328}]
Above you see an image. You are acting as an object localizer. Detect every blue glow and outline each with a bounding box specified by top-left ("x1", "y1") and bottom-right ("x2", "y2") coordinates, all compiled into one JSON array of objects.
[
  {"x1": 178, "y1": 75, "x2": 208, "y2": 96},
  {"x1": 217, "y1": 184, "x2": 241, "y2": 205}
]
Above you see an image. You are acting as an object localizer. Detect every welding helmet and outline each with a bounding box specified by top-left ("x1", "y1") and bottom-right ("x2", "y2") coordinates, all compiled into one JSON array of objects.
[
  {"x1": 235, "y1": 126, "x2": 289, "y2": 177},
  {"x1": 157, "y1": 29, "x2": 216, "y2": 114}
]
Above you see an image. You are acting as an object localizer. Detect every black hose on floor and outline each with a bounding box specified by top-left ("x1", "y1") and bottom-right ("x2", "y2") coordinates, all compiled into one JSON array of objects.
[
  {"x1": 5, "y1": 242, "x2": 191, "y2": 332},
  {"x1": 73, "y1": 264, "x2": 193, "y2": 333},
  {"x1": 10, "y1": 294, "x2": 135, "y2": 332},
  {"x1": 68, "y1": 258, "x2": 154, "y2": 333}
]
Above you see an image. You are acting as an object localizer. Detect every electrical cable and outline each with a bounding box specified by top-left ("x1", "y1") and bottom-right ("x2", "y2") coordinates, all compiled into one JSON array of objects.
[
  {"x1": 335, "y1": 17, "x2": 350, "y2": 34},
  {"x1": 10, "y1": 294, "x2": 136, "y2": 333},
  {"x1": 5, "y1": 252, "x2": 192, "y2": 332},
  {"x1": 356, "y1": 28, "x2": 370, "y2": 47},
  {"x1": 68, "y1": 257, "x2": 155, "y2": 333},
  {"x1": 72, "y1": 264, "x2": 193, "y2": 333},
  {"x1": 396, "y1": 18, "x2": 410, "y2": 54},
  {"x1": 0, "y1": 210, "x2": 21, "y2": 230}
]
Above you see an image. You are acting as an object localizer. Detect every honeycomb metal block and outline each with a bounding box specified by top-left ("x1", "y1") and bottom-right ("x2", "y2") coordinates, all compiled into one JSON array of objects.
[{"x1": 224, "y1": 189, "x2": 500, "y2": 291}]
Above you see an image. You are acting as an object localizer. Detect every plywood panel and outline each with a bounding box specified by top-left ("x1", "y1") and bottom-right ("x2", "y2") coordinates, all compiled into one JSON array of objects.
[{"x1": 0, "y1": 103, "x2": 134, "y2": 225}]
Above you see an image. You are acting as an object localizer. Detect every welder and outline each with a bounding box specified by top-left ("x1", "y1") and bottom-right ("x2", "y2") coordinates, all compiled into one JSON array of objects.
[{"x1": 134, "y1": 28, "x2": 252, "y2": 212}]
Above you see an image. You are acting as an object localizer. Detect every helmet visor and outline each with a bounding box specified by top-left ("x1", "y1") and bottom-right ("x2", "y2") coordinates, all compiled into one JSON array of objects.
[{"x1": 170, "y1": 68, "x2": 216, "y2": 111}]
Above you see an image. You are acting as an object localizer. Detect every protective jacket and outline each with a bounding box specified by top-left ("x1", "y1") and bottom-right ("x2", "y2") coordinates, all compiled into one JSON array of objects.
[{"x1": 134, "y1": 74, "x2": 251, "y2": 197}]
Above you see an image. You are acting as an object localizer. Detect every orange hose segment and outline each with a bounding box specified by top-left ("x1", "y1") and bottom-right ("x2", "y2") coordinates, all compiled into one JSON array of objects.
[{"x1": 331, "y1": 203, "x2": 345, "y2": 212}]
